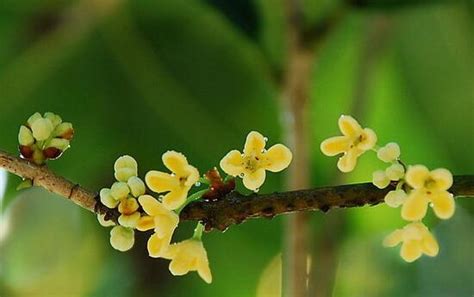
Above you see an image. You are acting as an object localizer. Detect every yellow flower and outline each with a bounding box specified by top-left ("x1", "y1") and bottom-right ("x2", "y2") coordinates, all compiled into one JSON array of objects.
[
  {"x1": 401, "y1": 165, "x2": 454, "y2": 221},
  {"x1": 138, "y1": 195, "x2": 179, "y2": 258},
  {"x1": 383, "y1": 222, "x2": 439, "y2": 262},
  {"x1": 320, "y1": 115, "x2": 377, "y2": 172},
  {"x1": 164, "y1": 239, "x2": 212, "y2": 284},
  {"x1": 117, "y1": 197, "x2": 141, "y2": 228},
  {"x1": 377, "y1": 142, "x2": 400, "y2": 163},
  {"x1": 219, "y1": 131, "x2": 292, "y2": 191},
  {"x1": 145, "y1": 151, "x2": 199, "y2": 210}
]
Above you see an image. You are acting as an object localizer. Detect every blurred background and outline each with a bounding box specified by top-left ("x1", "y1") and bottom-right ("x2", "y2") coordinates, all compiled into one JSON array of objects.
[{"x1": 0, "y1": 0, "x2": 473, "y2": 296}]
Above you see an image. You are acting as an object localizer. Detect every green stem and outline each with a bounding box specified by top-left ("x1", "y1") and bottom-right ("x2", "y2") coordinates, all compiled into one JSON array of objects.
[
  {"x1": 176, "y1": 189, "x2": 209, "y2": 214},
  {"x1": 193, "y1": 222, "x2": 204, "y2": 240}
]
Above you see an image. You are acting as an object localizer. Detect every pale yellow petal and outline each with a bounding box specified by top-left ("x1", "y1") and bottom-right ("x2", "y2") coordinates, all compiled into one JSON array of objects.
[
  {"x1": 264, "y1": 144, "x2": 292, "y2": 172},
  {"x1": 97, "y1": 214, "x2": 116, "y2": 227},
  {"x1": 118, "y1": 198, "x2": 139, "y2": 215},
  {"x1": 421, "y1": 231, "x2": 439, "y2": 257},
  {"x1": 100, "y1": 188, "x2": 120, "y2": 208},
  {"x1": 197, "y1": 260, "x2": 212, "y2": 284},
  {"x1": 154, "y1": 212, "x2": 179, "y2": 239},
  {"x1": 145, "y1": 171, "x2": 179, "y2": 193},
  {"x1": 384, "y1": 190, "x2": 407, "y2": 208},
  {"x1": 405, "y1": 165, "x2": 430, "y2": 189},
  {"x1": 320, "y1": 136, "x2": 350, "y2": 156},
  {"x1": 220, "y1": 150, "x2": 244, "y2": 176},
  {"x1": 431, "y1": 191, "x2": 455, "y2": 219},
  {"x1": 114, "y1": 155, "x2": 138, "y2": 181},
  {"x1": 127, "y1": 176, "x2": 146, "y2": 197},
  {"x1": 357, "y1": 128, "x2": 377, "y2": 151},
  {"x1": 242, "y1": 168, "x2": 266, "y2": 191},
  {"x1": 110, "y1": 182, "x2": 130, "y2": 200},
  {"x1": 385, "y1": 163, "x2": 405, "y2": 181},
  {"x1": 400, "y1": 240, "x2": 422, "y2": 262},
  {"x1": 138, "y1": 195, "x2": 169, "y2": 216},
  {"x1": 338, "y1": 115, "x2": 362, "y2": 137},
  {"x1": 377, "y1": 142, "x2": 401, "y2": 163},
  {"x1": 337, "y1": 149, "x2": 360, "y2": 173},
  {"x1": 430, "y1": 168, "x2": 453, "y2": 191},
  {"x1": 243, "y1": 131, "x2": 266, "y2": 156},
  {"x1": 162, "y1": 190, "x2": 187, "y2": 210},
  {"x1": 162, "y1": 151, "x2": 189, "y2": 176},
  {"x1": 169, "y1": 255, "x2": 192, "y2": 276},
  {"x1": 136, "y1": 215, "x2": 155, "y2": 231},
  {"x1": 383, "y1": 229, "x2": 403, "y2": 247},
  {"x1": 183, "y1": 165, "x2": 200, "y2": 187},
  {"x1": 147, "y1": 233, "x2": 171, "y2": 258},
  {"x1": 401, "y1": 190, "x2": 429, "y2": 221},
  {"x1": 372, "y1": 170, "x2": 390, "y2": 189}
]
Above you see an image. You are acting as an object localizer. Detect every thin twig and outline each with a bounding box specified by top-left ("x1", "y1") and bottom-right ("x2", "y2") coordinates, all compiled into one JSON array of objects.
[{"x1": 1, "y1": 150, "x2": 473, "y2": 231}]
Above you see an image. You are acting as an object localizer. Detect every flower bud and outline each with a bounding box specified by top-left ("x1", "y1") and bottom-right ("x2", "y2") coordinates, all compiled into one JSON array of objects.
[
  {"x1": 118, "y1": 212, "x2": 141, "y2": 228},
  {"x1": 377, "y1": 142, "x2": 400, "y2": 163},
  {"x1": 128, "y1": 176, "x2": 145, "y2": 197},
  {"x1": 100, "y1": 188, "x2": 120, "y2": 208},
  {"x1": 372, "y1": 170, "x2": 390, "y2": 189},
  {"x1": 114, "y1": 155, "x2": 138, "y2": 182},
  {"x1": 18, "y1": 126, "x2": 34, "y2": 146},
  {"x1": 27, "y1": 112, "x2": 42, "y2": 127},
  {"x1": 384, "y1": 190, "x2": 407, "y2": 208},
  {"x1": 97, "y1": 213, "x2": 116, "y2": 227},
  {"x1": 118, "y1": 197, "x2": 139, "y2": 215},
  {"x1": 110, "y1": 182, "x2": 130, "y2": 200},
  {"x1": 385, "y1": 163, "x2": 405, "y2": 181},
  {"x1": 110, "y1": 226, "x2": 135, "y2": 251}
]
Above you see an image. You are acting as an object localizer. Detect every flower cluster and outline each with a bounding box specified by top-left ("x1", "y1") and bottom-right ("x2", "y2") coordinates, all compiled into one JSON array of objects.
[
  {"x1": 95, "y1": 131, "x2": 292, "y2": 283},
  {"x1": 18, "y1": 112, "x2": 74, "y2": 165},
  {"x1": 321, "y1": 115, "x2": 455, "y2": 262},
  {"x1": 97, "y1": 153, "x2": 212, "y2": 283}
]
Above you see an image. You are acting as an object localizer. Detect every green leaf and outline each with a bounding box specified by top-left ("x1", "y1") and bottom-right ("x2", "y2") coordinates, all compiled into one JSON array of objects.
[{"x1": 256, "y1": 253, "x2": 282, "y2": 297}]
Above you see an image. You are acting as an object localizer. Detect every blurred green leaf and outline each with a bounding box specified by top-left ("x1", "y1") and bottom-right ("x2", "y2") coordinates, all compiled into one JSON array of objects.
[{"x1": 256, "y1": 253, "x2": 282, "y2": 297}]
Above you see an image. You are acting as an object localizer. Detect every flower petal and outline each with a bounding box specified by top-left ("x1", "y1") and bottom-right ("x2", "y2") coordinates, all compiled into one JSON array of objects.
[
  {"x1": 183, "y1": 165, "x2": 200, "y2": 187},
  {"x1": 197, "y1": 259, "x2": 213, "y2": 284},
  {"x1": 162, "y1": 151, "x2": 189, "y2": 176},
  {"x1": 243, "y1": 131, "x2": 266, "y2": 156},
  {"x1": 401, "y1": 190, "x2": 429, "y2": 221},
  {"x1": 421, "y1": 231, "x2": 439, "y2": 257},
  {"x1": 136, "y1": 215, "x2": 155, "y2": 231},
  {"x1": 118, "y1": 212, "x2": 141, "y2": 228},
  {"x1": 162, "y1": 190, "x2": 187, "y2": 210},
  {"x1": 147, "y1": 233, "x2": 171, "y2": 258},
  {"x1": 430, "y1": 168, "x2": 453, "y2": 191},
  {"x1": 220, "y1": 150, "x2": 244, "y2": 176},
  {"x1": 154, "y1": 212, "x2": 179, "y2": 239},
  {"x1": 110, "y1": 226, "x2": 134, "y2": 252},
  {"x1": 338, "y1": 115, "x2": 362, "y2": 137},
  {"x1": 264, "y1": 144, "x2": 292, "y2": 172},
  {"x1": 337, "y1": 149, "x2": 360, "y2": 173},
  {"x1": 242, "y1": 168, "x2": 266, "y2": 191},
  {"x1": 320, "y1": 136, "x2": 350, "y2": 156},
  {"x1": 383, "y1": 229, "x2": 403, "y2": 247},
  {"x1": 405, "y1": 165, "x2": 430, "y2": 189},
  {"x1": 145, "y1": 171, "x2": 179, "y2": 193},
  {"x1": 138, "y1": 195, "x2": 169, "y2": 216},
  {"x1": 357, "y1": 128, "x2": 377, "y2": 151},
  {"x1": 377, "y1": 142, "x2": 401, "y2": 163},
  {"x1": 400, "y1": 240, "x2": 422, "y2": 262},
  {"x1": 431, "y1": 191, "x2": 455, "y2": 219}
]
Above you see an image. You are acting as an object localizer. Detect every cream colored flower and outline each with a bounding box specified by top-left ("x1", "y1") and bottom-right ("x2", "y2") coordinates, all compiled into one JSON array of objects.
[
  {"x1": 320, "y1": 115, "x2": 377, "y2": 172},
  {"x1": 385, "y1": 163, "x2": 405, "y2": 181},
  {"x1": 383, "y1": 222, "x2": 439, "y2": 262},
  {"x1": 164, "y1": 239, "x2": 212, "y2": 284},
  {"x1": 372, "y1": 170, "x2": 390, "y2": 189},
  {"x1": 138, "y1": 195, "x2": 179, "y2": 258},
  {"x1": 402, "y1": 165, "x2": 454, "y2": 221},
  {"x1": 145, "y1": 151, "x2": 199, "y2": 210},
  {"x1": 114, "y1": 155, "x2": 138, "y2": 182},
  {"x1": 220, "y1": 131, "x2": 292, "y2": 191}
]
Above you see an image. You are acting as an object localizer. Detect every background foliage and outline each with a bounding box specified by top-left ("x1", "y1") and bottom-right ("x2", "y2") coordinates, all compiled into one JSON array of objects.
[{"x1": 0, "y1": 0, "x2": 473, "y2": 296}]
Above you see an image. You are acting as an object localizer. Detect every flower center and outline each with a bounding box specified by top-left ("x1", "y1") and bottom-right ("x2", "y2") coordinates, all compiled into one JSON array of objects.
[{"x1": 243, "y1": 156, "x2": 260, "y2": 172}]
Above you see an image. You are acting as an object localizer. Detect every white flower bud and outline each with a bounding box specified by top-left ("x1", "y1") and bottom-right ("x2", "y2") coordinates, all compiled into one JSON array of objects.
[
  {"x1": 386, "y1": 163, "x2": 405, "y2": 181},
  {"x1": 110, "y1": 182, "x2": 130, "y2": 200},
  {"x1": 127, "y1": 176, "x2": 145, "y2": 197},
  {"x1": 114, "y1": 155, "x2": 138, "y2": 182},
  {"x1": 110, "y1": 226, "x2": 134, "y2": 251},
  {"x1": 377, "y1": 142, "x2": 400, "y2": 163},
  {"x1": 384, "y1": 190, "x2": 407, "y2": 208},
  {"x1": 372, "y1": 170, "x2": 390, "y2": 189},
  {"x1": 31, "y1": 118, "x2": 54, "y2": 141},
  {"x1": 100, "y1": 188, "x2": 120, "y2": 208}
]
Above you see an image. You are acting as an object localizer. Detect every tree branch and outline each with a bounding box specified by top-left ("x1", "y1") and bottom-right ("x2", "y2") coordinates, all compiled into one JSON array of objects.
[{"x1": 1, "y1": 150, "x2": 473, "y2": 231}]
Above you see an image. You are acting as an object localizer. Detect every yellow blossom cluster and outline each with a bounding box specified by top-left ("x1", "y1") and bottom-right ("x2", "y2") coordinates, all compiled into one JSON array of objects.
[
  {"x1": 321, "y1": 115, "x2": 456, "y2": 263},
  {"x1": 97, "y1": 153, "x2": 212, "y2": 283}
]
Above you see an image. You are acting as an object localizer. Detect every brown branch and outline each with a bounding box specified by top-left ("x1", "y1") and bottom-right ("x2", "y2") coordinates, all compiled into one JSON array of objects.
[{"x1": 1, "y1": 150, "x2": 473, "y2": 231}]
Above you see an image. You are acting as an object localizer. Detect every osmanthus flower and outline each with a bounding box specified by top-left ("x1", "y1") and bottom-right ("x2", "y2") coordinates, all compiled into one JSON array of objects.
[
  {"x1": 219, "y1": 131, "x2": 292, "y2": 191},
  {"x1": 164, "y1": 238, "x2": 212, "y2": 284},
  {"x1": 383, "y1": 222, "x2": 439, "y2": 262},
  {"x1": 137, "y1": 195, "x2": 179, "y2": 258},
  {"x1": 401, "y1": 165, "x2": 455, "y2": 221},
  {"x1": 145, "y1": 151, "x2": 199, "y2": 210},
  {"x1": 110, "y1": 226, "x2": 135, "y2": 252},
  {"x1": 320, "y1": 115, "x2": 377, "y2": 172}
]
